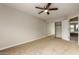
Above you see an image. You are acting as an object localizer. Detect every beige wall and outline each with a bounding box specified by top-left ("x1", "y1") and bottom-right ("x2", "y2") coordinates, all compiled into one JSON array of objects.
[
  {"x1": 0, "y1": 4, "x2": 48, "y2": 50},
  {"x1": 47, "y1": 22, "x2": 55, "y2": 35}
]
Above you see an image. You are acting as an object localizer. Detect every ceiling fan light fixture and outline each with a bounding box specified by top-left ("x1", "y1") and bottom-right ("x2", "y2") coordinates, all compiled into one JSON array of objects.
[
  {"x1": 44, "y1": 10, "x2": 48, "y2": 12},
  {"x1": 35, "y1": 3, "x2": 58, "y2": 15}
]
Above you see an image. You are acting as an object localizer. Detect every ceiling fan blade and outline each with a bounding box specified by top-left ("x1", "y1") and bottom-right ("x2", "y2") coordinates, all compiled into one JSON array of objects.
[
  {"x1": 49, "y1": 8, "x2": 58, "y2": 10},
  {"x1": 38, "y1": 11, "x2": 44, "y2": 14},
  {"x1": 47, "y1": 12, "x2": 50, "y2": 15},
  {"x1": 46, "y1": 3, "x2": 51, "y2": 9},
  {"x1": 35, "y1": 7, "x2": 44, "y2": 9}
]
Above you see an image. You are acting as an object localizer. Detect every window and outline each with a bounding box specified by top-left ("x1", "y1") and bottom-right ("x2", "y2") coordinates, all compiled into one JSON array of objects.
[
  {"x1": 70, "y1": 23, "x2": 78, "y2": 33},
  {"x1": 76, "y1": 24, "x2": 78, "y2": 31},
  {"x1": 70, "y1": 24, "x2": 74, "y2": 32}
]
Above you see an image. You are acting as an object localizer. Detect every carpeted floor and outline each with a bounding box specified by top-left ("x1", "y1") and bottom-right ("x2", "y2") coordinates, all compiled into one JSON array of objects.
[{"x1": 0, "y1": 36, "x2": 79, "y2": 55}]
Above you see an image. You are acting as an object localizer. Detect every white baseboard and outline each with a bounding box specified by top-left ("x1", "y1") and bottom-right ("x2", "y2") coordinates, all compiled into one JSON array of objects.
[
  {"x1": 62, "y1": 39, "x2": 70, "y2": 41},
  {"x1": 0, "y1": 34, "x2": 52, "y2": 51}
]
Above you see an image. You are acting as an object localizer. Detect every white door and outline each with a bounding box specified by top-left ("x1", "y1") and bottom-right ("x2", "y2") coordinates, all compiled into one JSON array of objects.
[{"x1": 55, "y1": 22, "x2": 62, "y2": 38}]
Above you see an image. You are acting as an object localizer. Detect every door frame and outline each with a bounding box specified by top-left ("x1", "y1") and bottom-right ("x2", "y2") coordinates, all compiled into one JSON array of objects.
[{"x1": 69, "y1": 16, "x2": 78, "y2": 43}]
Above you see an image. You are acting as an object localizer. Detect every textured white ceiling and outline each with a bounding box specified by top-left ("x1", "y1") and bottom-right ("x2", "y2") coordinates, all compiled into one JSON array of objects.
[{"x1": 3, "y1": 3, "x2": 79, "y2": 22}]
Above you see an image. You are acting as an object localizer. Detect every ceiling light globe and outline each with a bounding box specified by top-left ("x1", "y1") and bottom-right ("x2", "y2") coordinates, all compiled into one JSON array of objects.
[{"x1": 44, "y1": 10, "x2": 48, "y2": 12}]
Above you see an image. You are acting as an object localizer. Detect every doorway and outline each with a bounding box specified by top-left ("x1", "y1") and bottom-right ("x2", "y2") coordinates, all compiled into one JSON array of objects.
[
  {"x1": 69, "y1": 17, "x2": 78, "y2": 43},
  {"x1": 55, "y1": 22, "x2": 62, "y2": 38}
]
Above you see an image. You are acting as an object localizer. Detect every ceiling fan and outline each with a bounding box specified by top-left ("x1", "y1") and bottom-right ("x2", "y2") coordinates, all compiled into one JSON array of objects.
[{"x1": 35, "y1": 3, "x2": 58, "y2": 15}]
